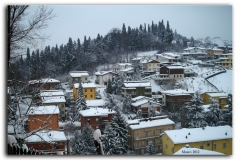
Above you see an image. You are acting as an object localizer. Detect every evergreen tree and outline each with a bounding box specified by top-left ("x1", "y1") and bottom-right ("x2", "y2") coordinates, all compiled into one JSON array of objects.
[
  {"x1": 221, "y1": 93, "x2": 232, "y2": 126},
  {"x1": 145, "y1": 141, "x2": 155, "y2": 155},
  {"x1": 159, "y1": 20, "x2": 165, "y2": 42},
  {"x1": 185, "y1": 91, "x2": 208, "y2": 128},
  {"x1": 122, "y1": 93, "x2": 132, "y2": 114},
  {"x1": 102, "y1": 108, "x2": 128, "y2": 155},
  {"x1": 164, "y1": 21, "x2": 173, "y2": 44},
  {"x1": 205, "y1": 98, "x2": 224, "y2": 126},
  {"x1": 136, "y1": 108, "x2": 142, "y2": 119},
  {"x1": 106, "y1": 79, "x2": 112, "y2": 94},
  {"x1": 148, "y1": 105, "x2": 156, "y2": 118},
  {"x1": 71, "y1": 124, "x2": 97, "y2": 155}
]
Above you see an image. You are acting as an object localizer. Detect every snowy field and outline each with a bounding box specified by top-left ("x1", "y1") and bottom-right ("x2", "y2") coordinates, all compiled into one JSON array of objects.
[
  {"x1": 208, "y1": 69, "x2": 232, "y2": 93},
  {"x1": 176, "y1": 77, "x2": 218, "y2": 94},
  {"x1": 137, "y1": 50, "x2": 158, "y2": 57}
]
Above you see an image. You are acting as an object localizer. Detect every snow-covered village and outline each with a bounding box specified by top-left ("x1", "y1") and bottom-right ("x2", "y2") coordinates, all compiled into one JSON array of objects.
[{"x1": 7, "y1": 5, "x2": 233, "y2": 156}]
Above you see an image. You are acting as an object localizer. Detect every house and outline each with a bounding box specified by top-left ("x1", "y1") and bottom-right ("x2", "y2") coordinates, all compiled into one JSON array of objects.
[
  {"x1": 173, "y1": 145, "x2": 225, "y2": 155},
  {"x1": 73, "y1": 82, "x2": 97, "y2": 101},
  {"x1": 131, "y1": 57, "x2": 143, "y2": 69},
  {"x1": 155, "y1": 52, "x2": 181, "y2": 63},
  {"x1": 25, "y1": 130, "x2": 67, "y2": 155},
  {"x1": 79, "y1": 108, "x2": 116, "y2": 131},
  {"x1": 68, "y1": 71, "x2": 89, "y2": 88},
  {"x1": 162, "y1": 125, "x2": 232, "y2": 155},
  {"x1": 95, "y1": 71, "x2": 115, "y2": 86},
  {"x1": 122, "y1": 81, "x2": 152, "y2": 98},
  {"x1": 218, "y1": 53, "x2": 232, "y2": 68},
  {"x1": 127, "y1": 117, "x2": 174, "y2": 154},
  {"x1": 119, "y1": 67, "x2": 134, "y2": 77},
  {"x1": 27, "y1": 106, "x2": 60, "y2": 132},
  {"x1": 161, "y1": 89, "x2": 195, "y2": 108},
  {"x1": 131, "y1": 96, "x2": 161, "y2": 118},
  {"x1": 28, "y1": 78, "x2": 60, "y2": 92},
  {"x1": 207, "y1": 48, "x2": 224, "y2": 59},
  {"x1": 40, "y1": 94, "x2": 66, "y2": 120},
  {"x1": 114, "y1": 63, "x2": 132, "y2": 73},
  {"x1": 159, "y1": 65, "x2": 184, "y2": 81},
  {"x1": 141, "y1": 59, "x2": 160, "y2": 72},
  {"x1": 201, "y1": 92, "x2": 228, "y2": 109},
  {"x1": 183, "y1": 47, "x2": 208, "y2": 60}
]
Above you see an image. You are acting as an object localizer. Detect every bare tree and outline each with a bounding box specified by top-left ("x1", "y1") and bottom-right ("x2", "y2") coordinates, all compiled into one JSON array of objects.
[{"x1": 7, "y1": 5, "x2": 56, "y2": 67}]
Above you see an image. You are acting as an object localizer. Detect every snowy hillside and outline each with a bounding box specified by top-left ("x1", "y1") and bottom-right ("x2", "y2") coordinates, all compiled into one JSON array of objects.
[
  {"x1": 197, "y1": 37, "x2": 232, "y2": 47},
  {"x1": 207, "y1": 69, "x2": 232, "y2": 93},
  {"x1": 137, "y1": 50, "x2": 158, "y2": 57}
]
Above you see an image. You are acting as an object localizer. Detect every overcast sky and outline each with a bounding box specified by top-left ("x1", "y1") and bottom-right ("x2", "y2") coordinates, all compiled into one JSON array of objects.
[{"x1": 26, "y1": 4, "x2": 232, "y2": 50}]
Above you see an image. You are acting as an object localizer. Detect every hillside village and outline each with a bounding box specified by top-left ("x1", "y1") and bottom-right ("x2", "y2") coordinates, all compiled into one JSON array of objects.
[{"x1": 7, "y1": 44, "x2": 233, "y2": 155}]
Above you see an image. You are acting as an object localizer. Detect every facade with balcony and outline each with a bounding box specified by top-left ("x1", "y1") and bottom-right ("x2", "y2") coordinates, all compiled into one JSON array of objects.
[
  {"x1": 131, "y1": 96, "x2": 161, "y2": 118},
  {"x1": 122, "y1": 81, "x2": 152, "y2": 98},
  {"x1": 219, "y1": 53, "x2": 232, "y2": 68},
  {"x1": 127, "y1": 117, "x2": 174, "y2": 155},
  {"x1": 79, "y1": 108, "x2": 116, "y2": 132},
  {"x1": 68, "y1": 71, "x2": 89, "y2": 88},
  {"x1": 95, "y1": 71, "x2": 115, "y2": 86}
]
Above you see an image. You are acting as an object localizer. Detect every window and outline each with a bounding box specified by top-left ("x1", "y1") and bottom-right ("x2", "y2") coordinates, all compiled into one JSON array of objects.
[
  {"x1": 146, "y1": 131, "x2": 148, "y2": 137},
  {"x1": 85, "y1": 77, "x2": 87, "y2": 80},
  {"x1": 91, "y1": 95, "x2": 93, "y2": 98},
  {"x1": 87, "y1": 118, "x2": 90, "y2": 123},
  {"x1": 159, "y1": 129, "x2": 162, "y2": 133},
  {"x1": 177, "y1": 75, "x2": 178, "y2": 77},
  {"x1": 90, "y1": 89, "x2": 93, "y2": 92},
  {"x1": 85, "y1": 95, "x2": 87, "y2": 98},
  {"x1": 153, "y1": 139, "x2": 155, "y2": 144},
  {"x1": 172, "y1": 148, "x2": 174, "y2": 154},
  {"x1": 42, "y1": 145, "x2": 46, "y2": 150},
  {"x1": 200, "y1": 146, "x2": 203, "y2": 149},
  {"x1": 43, "y1": 120, "x2": 47, "y2": 124},
  {"x1": 85, "y1": 89, "x2": 87, "y2": 92},
  {"x1": 153, "y1": 130, "x2": 155, "y2": 135},
  {"x1": 146, "y1": 140, "x2": 148, "y2": 145},
  {"x1": 174, "y1": 75, "x2": 175, "y2": 78},
  {"x1": 207, "y1": 143, "x2": 210, "y2": 147},
  {"x1": 223, "y1": 143, "x2": 226, "y2": 149},
  {"x1": 213, "y1": 144, "x2": 216, "y2": 150},
  {"x1": 96, "y1": 118, "x2": 99, "y2": 122},
  {"x1": 136, "y1": 133, "x2": 139, "y2": 139},
  {"x1": 166, "y1": 144, "x2": 168, "y2": 149},
  {"x1": 136, "y1": 141, "x2": 139, "y2": 147}
]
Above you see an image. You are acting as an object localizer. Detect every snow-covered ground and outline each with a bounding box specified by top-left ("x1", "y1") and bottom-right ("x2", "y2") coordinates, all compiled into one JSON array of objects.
[
  {"x1": 137, "y1": 50, "x2": 158, "y2": 57},
  {"x1": 176, "y1": 77, "x2": 218, "y2": 94},
  {"x1": 150, "y1": 79, "x2": 164, "y2": 93},
  {"x1": 207, "y1": 69, "x2": 232, "y2": 93}
]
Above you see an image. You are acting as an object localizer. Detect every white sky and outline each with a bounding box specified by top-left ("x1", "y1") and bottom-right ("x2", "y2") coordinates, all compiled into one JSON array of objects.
[
  {"x1": 2, "y1": 0, "x2": 240, "y2": 160},
  {"x1": 26, "y1": 4, "x2": 232, "y2": 50}
]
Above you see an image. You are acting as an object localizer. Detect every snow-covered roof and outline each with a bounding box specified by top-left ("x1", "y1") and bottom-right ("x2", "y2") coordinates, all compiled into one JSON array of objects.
[
  {"x1": 162, "y1": 52, "x2": 181, "y2": 57},
  {"x1": 86, "y1": 99, "x2": 105, "y2": 107},
  {"x1": 69, "y1": 71, "x2": 89, "y2": 77},
  {"x1": 42, "y1": 96, "x2": 66, "y2": 103},
  {"x1": 126, "y1": 119, "x2": 139, "y2": 125},
  {"x1": 166, "y1": 66, "x2": 184, "y2": 69},
  {"x1": 183, "y1": 47, "x2": 195, "y2": 51},
  {"x1": 120, "y1": 67, "x2": 134, "y2": 72},
  {"x1": 132, "y1": 57, "x2": 142, "y2": 60},
  {"x1": 29, "y1": 78, "x2": 60, "y2": 84},
  {"x1": 161, "y1": 89, "x2": 194, "y2": 95},
  {"x1": 129, "y1": 118, "x2": 174, "y2": 130},
  {"x1": 219, "y1": 57, "x2": 229, "y2": 60},
  {"x1": 95, "y1": 71, "x2": 113, "y2": 76},
  {"x1": 27, "y1": 106, "x2": 59, "y2": 115},
  {"x1": 25, "y1": 130, "x2": 67, "y2": 143},
  {"x1": 174, "y1": 147, "x2": 225, "y2": 155},
  {"x1": 59, "y1": 121, "x2": 81, "y2": 128},
  {"x1": 74, "y1": 83, "x2": 97, "y2": 88},
  {"x1": 207, "y1": 92, "x2": 228, "y2": 97},
  {"x1": 40, "y1": 90, "x2": 65, "y2": 97},
  {"x1": 116, "y1": 63, "x2": 132, "y2": 66},
  {"x1": 131, "y1": 99, "x2": 148, "y2": 107},
  {"x1": 210, "y1": 48, "x2": 224, "y2": 51},
  {"x1": 164, "y1": 125, "x2": 232, "y2": 144},
  {"x1": 132, "y1": 96, "x2": 145, "y2": 101},
  {"x1": 79, "y1": 108, "x2": 116, "y2": 117},
  {"x1": 123, "y1": 81, "x2": 152, "y2": 88}
]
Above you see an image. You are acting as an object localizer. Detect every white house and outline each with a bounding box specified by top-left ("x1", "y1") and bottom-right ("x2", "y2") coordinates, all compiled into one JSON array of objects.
[
  {"x1": 68, "y1": 71, "x2": 89, "y2": 87},
  {"x1": 95, "y1": 71, "x2": 115, "y2": 86}
]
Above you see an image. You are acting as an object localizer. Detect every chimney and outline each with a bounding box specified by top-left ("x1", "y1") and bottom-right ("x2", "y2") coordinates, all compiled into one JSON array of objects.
[
  {"x1": 202, "y1": 127, "x2": 205, "y2": 130},
  {"x1": 185, "y1": 144, "x2": 190, "y2": 148},
  {"x1": 188, "y1": 132, "x2": 190, "y2": 135},
  {"x1": 225, "y1": 132, "x2": 227, "y2": 135},
  {"x1": 186, "y1": 136, "x2": 188, "y2": 139}
]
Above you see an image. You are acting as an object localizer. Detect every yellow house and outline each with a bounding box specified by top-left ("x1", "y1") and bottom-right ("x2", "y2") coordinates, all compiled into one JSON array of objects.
[
  {"x1": 127, "y1": 117, "x2": 174, "y2": 155},
  {"x1": 219, "y1": 53, "x2": 232, "y2": 68},
  {"x1": 201, "y1": 92, "x2": 228, "y2": 109},
  {"x1": 73, "y1": 83, "x2": 96, "y2": 101},
  {"x1": 162, "y1": 125, "x2": 232, "y2": 155}
]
